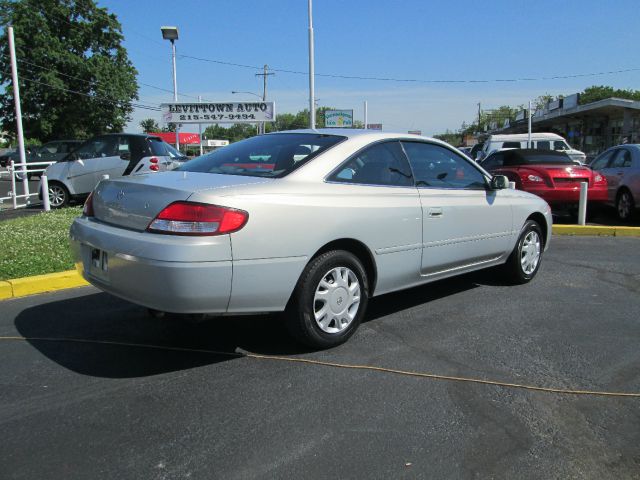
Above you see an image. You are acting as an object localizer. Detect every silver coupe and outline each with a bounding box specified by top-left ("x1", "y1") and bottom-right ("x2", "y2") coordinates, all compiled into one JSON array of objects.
[{"x1": 70, "y1": 130, "x2": 552, "y2": 348}]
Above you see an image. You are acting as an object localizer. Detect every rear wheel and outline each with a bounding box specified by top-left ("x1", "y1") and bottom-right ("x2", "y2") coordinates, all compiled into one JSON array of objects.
[
  {"x1": 48, "y1": 182, "x2": 70, "y2": 208},
  {"x1": 503, "y1": 220, "x2": 543, "y2": 284},
  {"x1": 616, "y1": 189, "x2": 635, "y2": 222},
  {"x1": 285, "y1": 250, "x2": 369, "y2": 349}
]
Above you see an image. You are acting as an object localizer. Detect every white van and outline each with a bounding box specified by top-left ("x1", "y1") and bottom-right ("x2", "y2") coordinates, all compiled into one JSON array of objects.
[{"x1": 478, "y1": 133, "x2": 586, "y2": 164}]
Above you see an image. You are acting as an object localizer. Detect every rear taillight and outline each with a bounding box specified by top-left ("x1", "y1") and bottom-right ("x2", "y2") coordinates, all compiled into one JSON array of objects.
[
  {"x1": 149, "y1": 157, "x2": 159, "y2": 171},
  {"x1": 83, "y1": 191, "x2": 94, "y2": 217},
  {"x1": 147, "y1": 202, "x2": 248, "y2": 236}
]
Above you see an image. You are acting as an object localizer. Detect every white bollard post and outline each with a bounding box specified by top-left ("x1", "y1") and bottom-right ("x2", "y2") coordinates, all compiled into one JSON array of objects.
[
  {"x1": 41, "y1": 173, "x2": 50, "y2": 211},
  {"x1": 578, "y1": 181, "x2": 588, "y2": 225},
  {"x1": 9, "y1": 160, "x2": 17, "y2": 209},
  {"x1": 508, "y1": 181, "x2": 516, "y2": 189}
]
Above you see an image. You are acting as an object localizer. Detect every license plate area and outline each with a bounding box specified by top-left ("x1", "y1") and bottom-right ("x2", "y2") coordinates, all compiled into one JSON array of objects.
[{"x1": 89, "y1": 247, "x2": 109, "y2": 282}]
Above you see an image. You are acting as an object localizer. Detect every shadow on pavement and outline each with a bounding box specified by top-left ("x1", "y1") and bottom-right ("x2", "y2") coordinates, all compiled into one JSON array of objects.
[
  {"x1": 14, "y1": 268, "x2": 506, "y2": 379},
  {"x1": 14, "y1": 292, "x2": 305, "y2": 379}
]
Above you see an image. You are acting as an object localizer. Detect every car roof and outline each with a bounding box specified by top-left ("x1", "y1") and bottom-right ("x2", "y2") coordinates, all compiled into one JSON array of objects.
[
  {"x1": 487, "y1": 133, "x2": 564, "y2": 141},
  {"x1": 493, "y1": 148, "x2": 568, "y2": 157},
  {"x1": 267, "y1": 128, "x2": 449, "y2": 144}
]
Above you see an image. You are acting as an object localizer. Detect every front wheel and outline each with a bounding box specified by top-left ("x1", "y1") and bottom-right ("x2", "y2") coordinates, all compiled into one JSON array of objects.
[
  {"x1": 616, "y1": 190, "x2": 635, "y2": 222},
  {"x1": 503, "y1": 220, "x2": 543, "y2": 284},
  {"x1": 285, "y1": 250, "x2": 369, "y2": 349}
]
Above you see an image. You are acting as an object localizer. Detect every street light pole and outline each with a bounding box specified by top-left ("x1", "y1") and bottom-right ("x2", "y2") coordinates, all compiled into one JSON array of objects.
[
  {"x1": 308, "y1": 0, "x2": 315, "y2": 129},
  {"x1": 171, "y1": 39, "x2": 179, "y2": 150},
  {"x1": 161, "y1": 26, "x2": 180, "y2": 150}
]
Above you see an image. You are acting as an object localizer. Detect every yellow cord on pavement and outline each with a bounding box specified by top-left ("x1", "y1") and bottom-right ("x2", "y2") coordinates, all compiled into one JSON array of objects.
[{"x1": 2, "y1": 335, "x2": 639, "y2": 398}]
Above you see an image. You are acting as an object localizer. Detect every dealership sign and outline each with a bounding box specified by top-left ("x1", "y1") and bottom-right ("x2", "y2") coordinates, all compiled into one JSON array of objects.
[
  {"x1": 325, "y1": 110, "x2": 353, "y2": 128},
  {"x1": 161, "y1": 102, "x2": 275, "y2": 124}
]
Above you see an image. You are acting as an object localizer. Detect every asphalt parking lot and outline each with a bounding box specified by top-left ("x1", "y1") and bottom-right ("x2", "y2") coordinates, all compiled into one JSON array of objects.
[{"x1": 1, "y1": 236, "x2": 640, "y2": 479}]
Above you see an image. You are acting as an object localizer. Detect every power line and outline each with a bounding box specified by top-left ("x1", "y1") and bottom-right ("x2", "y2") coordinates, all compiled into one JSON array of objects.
[
  {"x1": 1, "y1": 70, "x2": 161, "y2": 111},
  {"x1": 0, "y1": 52, "x2": 195, "y2": 105},
  {"x1": 178, "y1": 53, "x2": 640, "y2": 84}
]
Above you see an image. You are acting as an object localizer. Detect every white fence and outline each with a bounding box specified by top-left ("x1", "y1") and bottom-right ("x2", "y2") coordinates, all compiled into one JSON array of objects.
[{"x1": 0, "y1": 160, "x2": 55, "y2": 210}]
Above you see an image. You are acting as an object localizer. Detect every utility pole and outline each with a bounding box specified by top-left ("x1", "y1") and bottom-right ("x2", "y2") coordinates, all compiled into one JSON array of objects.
[
  {"x1": 477, "y1": 102, "x2": 481, "y2": 132},
  {"x1": 255, "y1": 64, "x2": 274, "y2": 134}
]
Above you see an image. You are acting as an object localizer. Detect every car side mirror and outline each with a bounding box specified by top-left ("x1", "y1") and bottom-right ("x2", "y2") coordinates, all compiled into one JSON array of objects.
[{"x1": 490, "y1": 175, "x2": 509, "y2": 190}]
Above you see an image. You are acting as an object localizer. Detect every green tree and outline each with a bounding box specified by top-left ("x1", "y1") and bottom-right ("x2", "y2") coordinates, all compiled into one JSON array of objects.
[
  {"x1": 579, "y1": 85, "x2": 640, "y2": 105},
  {"x1": 0, "y1": 0, "x2": 138, "y2": 142},
  {"x1": 139, "y1": 118, "x2": 159, "y2": 133}
]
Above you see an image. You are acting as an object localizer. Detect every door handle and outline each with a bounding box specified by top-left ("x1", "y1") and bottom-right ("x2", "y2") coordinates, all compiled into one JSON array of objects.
[{"x1": 428, "y1": 207, "x2": 443, "y2": 217}]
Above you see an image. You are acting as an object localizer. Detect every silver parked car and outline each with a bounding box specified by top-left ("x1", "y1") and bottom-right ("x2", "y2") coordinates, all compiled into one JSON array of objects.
[
  {"x1": 589, "y1": 144, "x2": 640, "y2": 221},
  {"x1": 44, "y1": 133, "x2": 186, "y2": 208},
  {"x1": 70, "y1": 130, "x2": 552, "y2": 348}
]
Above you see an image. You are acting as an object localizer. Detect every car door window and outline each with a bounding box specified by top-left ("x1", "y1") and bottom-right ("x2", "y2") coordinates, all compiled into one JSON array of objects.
[
  {"x1": 611, "y1": 149, "x2": 632, "y2": 168},
  {"x1": 402, "y1": 142, "x2": 487, "y2": 189},
  {"x1": 74, "y1": 137, "x2": 119, "y2": 160},
  {"x1": 590, "y1": 149, "x2": 616, "y2": 170},
  {"x1": 329, "y1": 141, "x2": 413, "y2": 186}
]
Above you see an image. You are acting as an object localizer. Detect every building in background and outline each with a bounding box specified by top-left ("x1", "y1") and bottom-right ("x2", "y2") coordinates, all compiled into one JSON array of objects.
[{"x1": 489, "y1": 95, "x2": 640, "y2": 160}]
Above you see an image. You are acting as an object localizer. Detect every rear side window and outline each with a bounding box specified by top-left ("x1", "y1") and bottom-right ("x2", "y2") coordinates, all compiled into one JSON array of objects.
[
  {"x1": 329, "y1": 141, "x2": 413, "y2": 186},
  {"x1": 179, "y1": 133, "x2": 345, "y2": 177},
  {"x1": 611, "y1": 150, "x2": 632, "y2": 168},
  {"x1": 502, "y1": 141, "x2": 521, "y2": 149},
  {"x1": 537, "y1": 141, "x2": 551, "y2": 150},
  {"x1": 149, "y1": 138, "x2": 185, "y2": 159}
]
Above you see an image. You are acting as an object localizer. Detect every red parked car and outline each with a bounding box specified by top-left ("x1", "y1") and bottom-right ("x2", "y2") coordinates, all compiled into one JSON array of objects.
[{"x1": 480, "y1": 149, "x2": 608, "y2": 212}]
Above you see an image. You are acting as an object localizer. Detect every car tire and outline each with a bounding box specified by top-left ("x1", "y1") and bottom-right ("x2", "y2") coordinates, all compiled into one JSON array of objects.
[
  {"x1": 48, "y1": 182, "x2": 70, "y2": 208},
  {"x1": 285, "y1": 250, "x2": 369, "y2": 349},
  {"x1": 503, "y1": 220, "x2": 543, "y2": 284},
  {"x1": 616, "y1": 189, "x2": 635, "y2": 222}
]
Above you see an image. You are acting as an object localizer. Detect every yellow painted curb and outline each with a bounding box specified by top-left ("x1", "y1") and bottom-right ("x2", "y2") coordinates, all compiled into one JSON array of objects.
[
  {"x1": 553, "y1": 225, "x2": 640, "y2": 237},
  {"x1": 0, "y1": 270, "x2": 89, "y2": 300},
  {"x1": 0, "y1": 281, "x2": 12, "y2": 300}
]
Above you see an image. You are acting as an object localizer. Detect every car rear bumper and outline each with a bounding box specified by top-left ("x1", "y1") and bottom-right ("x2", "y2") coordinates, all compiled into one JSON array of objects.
[{"x1": 70, "y1": 217, "x2": 233, "y2": 313}]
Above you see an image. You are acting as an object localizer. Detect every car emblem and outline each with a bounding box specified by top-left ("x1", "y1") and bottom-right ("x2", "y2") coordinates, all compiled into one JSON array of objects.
[
  {"x1": 337, "y1": 297, "x2": 343, "y2": 306},
  {"x1": 116, "y1": 190, "x2": 125, "y2": 200}
]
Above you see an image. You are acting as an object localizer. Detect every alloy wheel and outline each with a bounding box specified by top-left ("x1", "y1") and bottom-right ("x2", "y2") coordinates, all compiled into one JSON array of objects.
[
  {"x1": 617, "y1": 192, "x2": 632, "y2": 220},
  {"x1": 48, "y1": 185, "x2": 67, "y2": 208}
]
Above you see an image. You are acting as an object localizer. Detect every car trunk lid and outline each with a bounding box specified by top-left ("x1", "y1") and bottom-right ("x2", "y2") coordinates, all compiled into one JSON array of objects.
[{"x1": 92, "y1": 171, "x2": 271, "y2": 231}]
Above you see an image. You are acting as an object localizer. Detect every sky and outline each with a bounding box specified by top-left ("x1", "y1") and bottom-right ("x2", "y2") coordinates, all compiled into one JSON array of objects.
[{"x1": 99, "y1": 0, "x2": 640, "y2": 136}]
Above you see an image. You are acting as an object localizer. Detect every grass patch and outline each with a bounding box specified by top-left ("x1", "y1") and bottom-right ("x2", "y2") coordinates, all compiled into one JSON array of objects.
[{"x1": 0, "y1": 207, "x2": 82, "y2": 280}]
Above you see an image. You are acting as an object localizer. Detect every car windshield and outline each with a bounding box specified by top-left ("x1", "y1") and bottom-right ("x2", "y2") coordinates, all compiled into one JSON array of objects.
[{"x1": 177, "y1": 133, "x2": 346, "y2": 177}]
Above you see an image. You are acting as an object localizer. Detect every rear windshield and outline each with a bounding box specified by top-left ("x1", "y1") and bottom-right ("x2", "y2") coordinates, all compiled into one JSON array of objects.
[
  {"x1": 505, "y1": 152, "x2": 573, "y2": 165},
  {"x1": 177, "y1": 133, "x2": 346, "y2": 177},
  {"x1": 149, "y1": 138, "x2": 186, "y2": 159}
]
